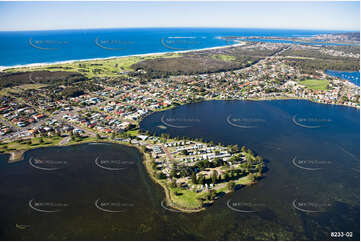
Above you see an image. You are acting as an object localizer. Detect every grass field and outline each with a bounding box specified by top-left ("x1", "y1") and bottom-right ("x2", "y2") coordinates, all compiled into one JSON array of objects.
[
  {"x1": 212, "y1": 54, "x2": 237, "y2": 62},
  {"x1": 299, "y1": 79, "x2": 329, "y2": 91},
  {"x1": 4, "y1": 53, "x2": 181, "y2": 78},
  {"x1": 168, "y1": 186, "x2": 203, "y2": 209},
  {"x1": 0, "y1": 84, "x2": 48, "y2": 96},
  {"x1": 0, "y1": 136, "x2": 62, "y2": 152}
]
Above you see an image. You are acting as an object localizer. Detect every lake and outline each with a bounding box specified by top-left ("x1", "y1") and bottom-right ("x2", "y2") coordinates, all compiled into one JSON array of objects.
[
  {"x1": 140, "y1": 100, "x2": 360, "y2": 240},
  {"x1": 325, "y1": 70, "x2": 360, "y2": 86},
  {"x1": 0, "y1": 100, "x2": 359, "y2": 240}
]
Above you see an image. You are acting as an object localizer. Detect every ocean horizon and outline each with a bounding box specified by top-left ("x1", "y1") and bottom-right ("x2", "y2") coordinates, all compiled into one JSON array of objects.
[{"x1": 0, "y1": 27, "x2": 352, "y2": 67}]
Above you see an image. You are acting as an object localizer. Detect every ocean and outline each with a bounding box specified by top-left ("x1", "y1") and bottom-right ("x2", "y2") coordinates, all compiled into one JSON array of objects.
[{"x1": 0, "y1": 28, "x2": 349, "y2": 67}]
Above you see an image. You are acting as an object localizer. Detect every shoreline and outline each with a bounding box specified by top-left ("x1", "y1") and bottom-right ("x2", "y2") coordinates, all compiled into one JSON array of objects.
[
  {"x1": 139, "y1": 147, "x2": 205, "y2": 213},
  {"x1": 1, "y1": 94, "x2": 357, "y2": 212},
  {"x1": 3, "y1": 96, "x2": 358, "y2": 163},
  {"x1": 0, "y1": 41, "x2": 246, "y2": 71},
  {"x1": 2, "y1": 136, "x2": 253, "y2": 213},
  {"x1": 2, "y1": 139, "x2": 207, "y2": 213}
]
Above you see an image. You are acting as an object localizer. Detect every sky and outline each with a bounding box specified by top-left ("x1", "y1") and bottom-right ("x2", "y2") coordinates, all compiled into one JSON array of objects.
[{"x1": 0, "y1": 1, "x2": 359, "y2": 31}]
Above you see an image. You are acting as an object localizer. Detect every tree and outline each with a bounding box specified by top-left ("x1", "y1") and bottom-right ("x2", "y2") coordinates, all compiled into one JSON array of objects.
[
  {"x1": 181, "y1": 149, "x2": 189, "y2": 156},
  {"x1": 157, "y1": 172, "x2": 167, "y2": 179},
  {"x1": 111, "y1": 132, "x2": 116, "y2": 139},
  {"x1": 191, "y1": 172, "x2": 198, "y2": 184},
  {"x1": 198, "y1": 174, "x2": 205, "y2": 185},
  {"x1": 170, "y1": 179, "x2": 177, "y2": 188},
  {"x1": 211, "y1": 170, "x2": 218, "y2": 184},
  {"x1": 151, "y1": 161, "x2": 157, "y2": 170},
  {"x1": 248, "y1": 173, "x2": 255, "y2": 183},
  {"x1": 208, "y1": 189, "x2": 217, "y2": 200},
  {"x1": 96, "y1": 134, "x2": 101, "y2": 140},
  {"x1": 227, "y1": 181, "x2": 236, "y2": 191},
  {"x1": 241, "y1": 146, "x2": 246, "y2": 153},
  {"x1": 256, "y1": 156, "x2": 263, "y2": 163},
  {"x1": 170, "y1": 168, "x2": 177, "y2": 178},
  {"x1": 213, "y1": 157, "x2": 222, "y2": 167},
  {"x1": 232, "y1": 145, "x2": 239, "y2": 153},
  {"x1": 224, "y1": 173, "x2": 230, "y2": 182}
]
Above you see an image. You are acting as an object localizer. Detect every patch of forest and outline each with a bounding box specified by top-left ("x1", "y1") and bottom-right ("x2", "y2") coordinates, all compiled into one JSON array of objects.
[{"x1": 0, "y1": 71, "x2": 87, "y2": 88}]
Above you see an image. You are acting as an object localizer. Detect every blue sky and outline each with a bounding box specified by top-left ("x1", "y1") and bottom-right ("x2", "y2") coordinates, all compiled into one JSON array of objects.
[{"x1": 0, "y1": 1, "x2": 359, "y2": 31}]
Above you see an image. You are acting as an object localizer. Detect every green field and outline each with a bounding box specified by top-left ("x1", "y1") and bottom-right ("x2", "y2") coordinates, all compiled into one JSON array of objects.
[
  {"x1": 4, "y1": 53, "x2": 181, "y2": 78},
  {"x1": 212, "y1": 54, "x2": 236, "y2": 62},
  {"x1": 299, "y1": 79, "x2": 329, "y2": 91},
  {"x1": 168, "y1": 186, "x2": 203, "y2": 209},
  {"x1": 0, "y1": 84, "x2": 48, "y2": 96},
  {"x1": 0, "y1": 136, "x2": 62, "y2": 152}
]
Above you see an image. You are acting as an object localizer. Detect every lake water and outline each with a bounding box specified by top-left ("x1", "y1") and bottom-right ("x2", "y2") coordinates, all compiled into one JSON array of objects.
[
  {"x1": 325, "y1": 70, "x2": 360, "y2": 86},
  {"x1": 0, "y1": 100, "x2": 359, "y2": 240},
  {"x1": 0, "y1": 28, "x2": 348, "y2": 67},
  {"x1": 140, "y1": 100, "x2": 360, "y2": 240}
]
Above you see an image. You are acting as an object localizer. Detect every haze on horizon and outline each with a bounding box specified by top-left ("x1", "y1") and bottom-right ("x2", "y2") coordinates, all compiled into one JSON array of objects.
[{"x1": 0, "y1": 1, "x2": 359, "y2": 31}]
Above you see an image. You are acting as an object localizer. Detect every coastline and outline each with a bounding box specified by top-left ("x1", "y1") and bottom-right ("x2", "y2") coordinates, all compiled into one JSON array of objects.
[{"x1": 0, "y1": 41, "x2": 246, "y2": 71}]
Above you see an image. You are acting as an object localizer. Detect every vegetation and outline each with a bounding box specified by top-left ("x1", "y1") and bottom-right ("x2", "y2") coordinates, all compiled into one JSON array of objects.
[
  {"x1": 130, "y1": 45, "x2": 285, "y2": 76},
  {"x1": 212, "y1": 54, "x2": 237, "y2": 62},
  {"x1": 0, "y1": 136, "x2": 62, "y2": 153},
  {"x1": 299, "y1": 79, "x2": 329, "y2": 91},
  {"x1": 280, "y1": 47, "x2": 360, "y2": 74},
  {"x1": 4, "y1": 53, "x2": 181, "y2": 78},
  {"x1": 168, "y1": 186, "x2": 203, "y2": 209},
  {"x1": 0, "y1": 71, "x2": 86, "y2": 89}
]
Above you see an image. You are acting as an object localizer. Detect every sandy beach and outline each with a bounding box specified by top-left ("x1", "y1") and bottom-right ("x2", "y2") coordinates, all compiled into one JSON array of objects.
[{"x1": 0, "y1": 41, "x2": 247, "y2": 71}]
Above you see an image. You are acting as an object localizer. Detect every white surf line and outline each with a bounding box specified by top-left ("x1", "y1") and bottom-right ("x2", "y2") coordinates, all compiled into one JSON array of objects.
[
  {"x1": 0, "y1": 42, "x2": 244, "y2": 71},
  {"x1": 226, "y1": 115, "x2": 257, "y2": 128},
  {"x1": 160, "y1": 37, "x2": 188, "y2": 50}
]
